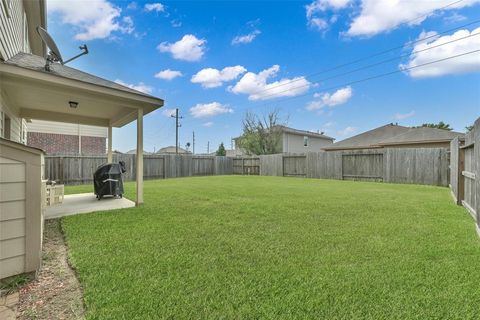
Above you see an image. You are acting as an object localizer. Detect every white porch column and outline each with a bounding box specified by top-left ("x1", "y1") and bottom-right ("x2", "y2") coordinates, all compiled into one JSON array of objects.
[
  {"x1": 107, "y1": 125, "x2": 113, "y2": 163},
  {"x1": 136, "y1": 108, "x2": 144, "y2": 206}
]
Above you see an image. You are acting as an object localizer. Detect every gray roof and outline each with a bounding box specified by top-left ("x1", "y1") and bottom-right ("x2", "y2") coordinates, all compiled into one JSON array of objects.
[
  {"x1": 377, "y1": 127, "x2": 464, "y2": 146},
  {"x1": 324, "y1": 124, "x2": 410, "y2": 150},
  {"x1": 126, "y1": 149, "x2": 153, "y2": 155},
  {"x1": 156, "y1": 146, "x2": 191, "y2": 154},
  {"x1": 275, "y1": 126, "x2": 335, "y2": 140},
  {"x1": 4, "y1": 52, "x2": 157, "y2": 99}
]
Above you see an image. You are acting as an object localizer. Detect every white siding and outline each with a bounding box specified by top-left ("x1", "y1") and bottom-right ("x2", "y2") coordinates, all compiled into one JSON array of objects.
[
  {"x1": 27, "y1": 120, "x2": 108, "y2": 138},
  {"x1": 0, "y1": 0, "x2": 31, "y2": 60},
  {"x1": 282, "y1": 132, "x2": 333, "y2": 153},
  {"x1": 0, "y1": 156, "x2": 26, "y2": 279},
  {"x1": 0, "y1": 90, "x2": 25, "y2": 143}
]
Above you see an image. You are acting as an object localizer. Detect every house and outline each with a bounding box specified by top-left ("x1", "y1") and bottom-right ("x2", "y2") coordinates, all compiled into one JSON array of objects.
[
  {"x1": 157, "y1": 146, "x2": 191, "y2": 154},
  {"x1": 0, "y1": 0, "x2": 164, "y2": 280},
  {"x1": 323, "y1": 123, "x2": 464, "y2": 151},
  {"x1": 27, "y1": 119, "x2": 107, "y2": 155},
  {"x1": 234, "y1": 125, "x2": 334, "y2": 154},
  {"x1": 126, "y1": 149, "x2": 153, "y2": 155}
]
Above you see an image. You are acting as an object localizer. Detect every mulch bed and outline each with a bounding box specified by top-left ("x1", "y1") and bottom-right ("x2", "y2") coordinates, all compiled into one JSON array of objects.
[{"x1": 16, "y1": 219, "x2": 85, "y2": 319}]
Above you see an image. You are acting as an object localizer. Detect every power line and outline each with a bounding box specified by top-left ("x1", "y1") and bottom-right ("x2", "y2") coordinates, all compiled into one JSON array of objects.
[
  {"x1": 171, "y1": 108, "x2": 184, "y2": 154},
  {"x1": 257, "y1": 31, "x2": 480, "y2": 101},
  {"x1": 231, "y1": 49, "x2": 480, "y2": 114},
  {"x1": 247, "y1": 18, "x2": 480, "y2": 97}
]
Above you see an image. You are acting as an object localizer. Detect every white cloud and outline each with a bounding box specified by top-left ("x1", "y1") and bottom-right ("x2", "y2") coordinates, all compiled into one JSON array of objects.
[
  {"x1": 190, "y1": 102, "x2": 233, "y2": 118},
  {"x1": 161, "y1": 108, "x2": 176, "y2": 117},
  {"x1": 232, "y1": 30, "x2": 261, "y2": 45},
  {"x1": 393, "y1": 111, "x2": 415, "y2": 120},
  {"x1": 338, "y1": 126, "x2": 357, "y2": 136},
  {"x1": 48, "y1": 0, "x2": 134, "y2": 40},
  {"x1": 347, "y1": 0, "x2": 480, "y2": 37},
  {"x1": 307, "y1": 86, "x2": 352, "y2": 110},
  {"x1": 145, "y1": 3, "x2": 165, "y2": 12},
  {"x1": 203, "y1": 121, "x2": 214, "y2": 127},
  {"x1": 400, "y1": 27, "x2": 480, "y2": 78},
  {"x1": 444, "y1": 12, "x2": 467, "y2": 23},
  {"x1": 158, "y1": 35, "x2": 207, "y2": 62},
  {"x1": 127, "y1": 2, "x2": 137, "y2": 10},
  {"x1": 114, "y1": 79, "x2": 153, "y2": 94},
  {"x1": 154, "y1": 69, "x2": 183, "y2": 80},
  {"x1": 191, "y1": 66, "x2": 246, "y2": 88},
  {"x1": 229, "y1": 65, "x2": 311, "y2": 101},
  {"x1": 305, "y1": 0, "x2": 351, "y2": 31},
  {"x1": 171, "y1": 19, "x2": 182, "y2": 27}
]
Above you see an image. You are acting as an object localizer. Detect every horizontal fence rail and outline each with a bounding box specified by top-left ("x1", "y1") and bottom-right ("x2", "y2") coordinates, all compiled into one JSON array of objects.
[
  {"x1": 45, "y1": 147, "x2": 450, "y2": 188},
  {"x1": 44, "y1": 154, "x2": 233, "y2": 185},
  {"x1": 449, "y1": 116, "x2": 479, "y2": 236}
]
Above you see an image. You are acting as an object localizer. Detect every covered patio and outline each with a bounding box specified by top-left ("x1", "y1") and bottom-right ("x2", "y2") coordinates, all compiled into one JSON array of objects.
[{"x1": 0, "y1": 52, "x2": 164, "y2": 205}]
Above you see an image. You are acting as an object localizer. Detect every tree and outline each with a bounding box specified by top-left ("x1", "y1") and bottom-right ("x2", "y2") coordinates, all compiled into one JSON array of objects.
[
  {"x1": 414, "y1": 121, "x2": 452, "y2": 131},
  {"x1": 466, "y1": 125, "x2": 474, "y2": 132},
  {"x1": 216, "y1": 142, "x2": 226, "y2": 156},
  {"x1": 236, "y1": 109, "x2": 287, "y2": 155}
]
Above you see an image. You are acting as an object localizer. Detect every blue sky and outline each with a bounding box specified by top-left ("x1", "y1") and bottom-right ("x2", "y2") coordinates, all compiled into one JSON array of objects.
[{"x1": 47, "y1": 0, "x2": 480, "y2": 153}]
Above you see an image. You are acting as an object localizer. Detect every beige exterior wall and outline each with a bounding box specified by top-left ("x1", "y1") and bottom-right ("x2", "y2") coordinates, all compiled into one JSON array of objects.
[
  {"x1": 0, "y1": 90, "x2": 27, "y2": 144},
  {"x1": 0, "y1": 139, "x2": 44, "y2": 279},
  {"x1": 282, "y1": 132, "x2": 333, "y2": 153}
]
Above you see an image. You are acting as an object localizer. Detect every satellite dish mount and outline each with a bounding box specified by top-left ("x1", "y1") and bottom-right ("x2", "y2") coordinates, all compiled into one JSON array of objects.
[{"x1": 36, "y1": 26, "x2": 89, "y2": 71}]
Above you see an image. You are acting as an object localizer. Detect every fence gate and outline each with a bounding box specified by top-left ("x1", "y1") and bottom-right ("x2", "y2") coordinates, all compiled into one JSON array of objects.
[
  {"x1": 193, "y1": 157, "x2": 214, "y2": 176},
  {"x1": 232, "y1": 157, "x2": 260, "y2": 175},
  {"x1": 283, "y1": 155, "x2": 306, "y2": 177},
  {"x1": 342, "y1": 152, "x2": 384, "y2": 181}
]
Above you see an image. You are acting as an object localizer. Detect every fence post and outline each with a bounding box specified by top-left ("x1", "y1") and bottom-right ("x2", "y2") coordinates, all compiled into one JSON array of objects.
[{"x1": 474, "y1": 118, "x2": 480, "y2": 232}]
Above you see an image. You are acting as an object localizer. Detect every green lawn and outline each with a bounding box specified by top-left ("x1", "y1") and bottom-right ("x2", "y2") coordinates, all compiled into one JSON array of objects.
[{"x1": 62, "y1": 176, "x2": 480, "y2": 319}]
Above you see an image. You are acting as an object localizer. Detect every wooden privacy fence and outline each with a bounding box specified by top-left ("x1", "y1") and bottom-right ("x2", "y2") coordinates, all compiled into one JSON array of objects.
[
  {"x1": 237, "y1": 147, "x2": 449, "y2": 186},
  {"x1": 232, "y1": 157, "x2": 260, "y2": 175},
  {"x1": 450, "y1": 117, "x2": 480, "y2": 235},
  {"x1": 46, "y1": 147, "x2": 450, "y2": 187},
  {"x1": 44, "y1": 154, "x2": 233, "y2": 185}
]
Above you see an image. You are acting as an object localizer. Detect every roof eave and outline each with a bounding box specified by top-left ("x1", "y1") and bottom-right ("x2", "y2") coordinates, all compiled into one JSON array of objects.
[{"x1": 0, "y1": 62, "x2": 164, "y2": 107}]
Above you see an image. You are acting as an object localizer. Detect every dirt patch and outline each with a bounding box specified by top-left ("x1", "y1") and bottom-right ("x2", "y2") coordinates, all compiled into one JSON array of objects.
[{"x1": 16, "y1": 219, "x2": 85, "y2": 319}]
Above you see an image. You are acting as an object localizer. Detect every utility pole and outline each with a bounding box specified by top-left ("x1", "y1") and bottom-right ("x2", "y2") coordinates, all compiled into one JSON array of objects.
[
  {"x1": 171, "y1": 108, "x2": 183, "y2": 154},
  {"x1": 207, "y1": 141, "x2": 210, "y2": 154},
  {"x1": 192, "y1": 131, "x2": 195, "y2": 154}
]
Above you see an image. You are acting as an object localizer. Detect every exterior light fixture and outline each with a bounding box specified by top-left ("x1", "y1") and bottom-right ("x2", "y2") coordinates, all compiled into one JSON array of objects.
[{"x1": 69, "y1": 101, "x2": 79, "y2": 109}]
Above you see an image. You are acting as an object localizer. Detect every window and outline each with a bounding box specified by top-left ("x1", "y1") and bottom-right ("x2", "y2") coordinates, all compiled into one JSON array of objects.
[{"x1": 303, "y1": 136, "x2": 308, "y2": 147}]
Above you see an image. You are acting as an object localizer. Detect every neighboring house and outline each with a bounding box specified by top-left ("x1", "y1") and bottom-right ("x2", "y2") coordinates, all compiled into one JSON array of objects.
[
  {"x1": 323, "y1": 123, "x2": 464, "y2": 151},
  {"x1": 157, "y1": 146, "x2": 191, "y2": 154},
  {"x1": 27, "y1": 119, "x2": 107, "y2": 155},
  {"x1": 234, "y1": 125, "x2": 334, "y2": 154},
  {"x1": 126, "y1": 149, "x2": 153, "y2": 155}
]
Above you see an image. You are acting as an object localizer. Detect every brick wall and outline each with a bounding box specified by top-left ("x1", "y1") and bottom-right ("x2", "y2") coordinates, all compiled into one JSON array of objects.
[{"x1": 27, "y1": 132, "x2": 106, "y2": 155}]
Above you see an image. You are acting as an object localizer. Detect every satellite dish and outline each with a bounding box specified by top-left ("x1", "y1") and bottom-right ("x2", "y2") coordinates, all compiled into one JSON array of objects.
[
  {"x1": 36, "y1": 26, "x2": 88, "y2": 71},
  {"x1": 37, "y1": 26, "x2": 63, "y2": 63}
]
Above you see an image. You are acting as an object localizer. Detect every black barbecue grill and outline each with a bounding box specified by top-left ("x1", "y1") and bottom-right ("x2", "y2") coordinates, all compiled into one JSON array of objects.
[{"x1": 93, "y1": 161, "x2": 126, "y2": 200}]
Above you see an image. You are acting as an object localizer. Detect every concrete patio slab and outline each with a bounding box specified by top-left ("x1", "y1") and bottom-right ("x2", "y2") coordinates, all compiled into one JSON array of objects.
[{"x1": 45, "y1": 193, "x2": 135, "y2": 219}]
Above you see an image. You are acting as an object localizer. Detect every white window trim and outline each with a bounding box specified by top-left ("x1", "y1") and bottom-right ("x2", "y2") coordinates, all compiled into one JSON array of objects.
[{"x1": 303, "y1": 136, "x2": 309, "y2": 147}]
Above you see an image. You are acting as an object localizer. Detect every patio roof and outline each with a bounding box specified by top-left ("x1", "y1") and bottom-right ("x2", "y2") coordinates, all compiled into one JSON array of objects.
[
  {"x1": 0, "y1": 52, "x2": 164, "y2": 127},
  {"x1": 0, "y1": 52, "x2": 163, "y2": 205}
]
